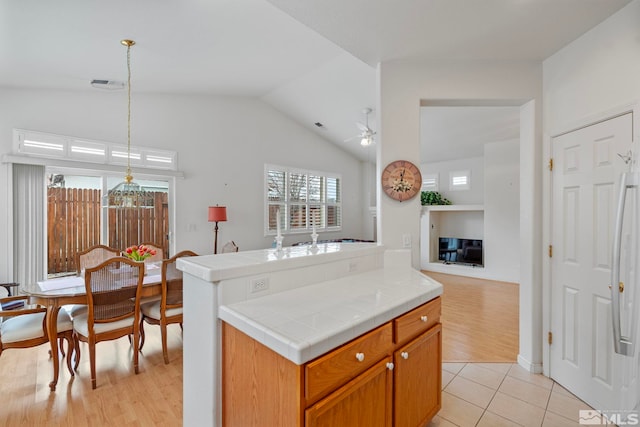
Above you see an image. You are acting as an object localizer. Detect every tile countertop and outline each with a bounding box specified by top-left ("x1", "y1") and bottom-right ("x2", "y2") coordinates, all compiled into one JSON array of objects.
[
  {"x1": 218, "y1": 267, "x2": 443, "y2": 365},
  {"x1": 177, "y1": 242, "x2": 383, "y2": 282}
]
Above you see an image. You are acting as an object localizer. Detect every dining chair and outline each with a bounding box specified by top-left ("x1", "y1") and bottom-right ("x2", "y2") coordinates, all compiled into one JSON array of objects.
[
  {"x1": 0, "y1": 288, "x2": 76, "y2": 376},
  {"x1": 221, "y1": 240, "x2": 239, "y2": 253},
  {"x1": 76, "y1": 244, "x2": 121, "y2": 274},
  {"x1": 67, "y1": 245, "x2": 121, "y2": 321},
  {"x1": 72, "y1": 257, "x2": 144, "y2": 389},
  {"x1": 139, "y1": 250, "x2": 197, "y2": 364}
]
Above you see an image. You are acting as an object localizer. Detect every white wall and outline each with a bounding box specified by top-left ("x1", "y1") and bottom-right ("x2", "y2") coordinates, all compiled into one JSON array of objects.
[
  {"x1": 542, "y1": 0, "x2": 640, "y2": 375},
  {"x1": 0, "y1": 87, "x2": 366, "y2": 281},
  {"x1": 422, "y1": 156, "x2": 484, "y2": 205},
  {"x1": 378, "y1": 59, "x2": 542, "y2": 370},
  {"x1": 544, "y1": 0, "x2": 640, "y2": 133},
  {"x1": 484, "y1": 139, "x2": 520, "y2": 283}
]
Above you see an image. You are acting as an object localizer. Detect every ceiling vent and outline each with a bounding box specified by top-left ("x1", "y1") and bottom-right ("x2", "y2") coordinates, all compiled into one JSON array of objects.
[{"x1": 90, "y1": 79, "x2": 125, "y2": 90}]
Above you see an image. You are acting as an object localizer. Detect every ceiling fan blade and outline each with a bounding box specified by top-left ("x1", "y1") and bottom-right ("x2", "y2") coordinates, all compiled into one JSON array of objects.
[
  {"x1": 344, "y1": 134, "x2": 361, "y2": 142},
  {"x1": 355, "y1": 122, "x2": 369, "y2": 132}
]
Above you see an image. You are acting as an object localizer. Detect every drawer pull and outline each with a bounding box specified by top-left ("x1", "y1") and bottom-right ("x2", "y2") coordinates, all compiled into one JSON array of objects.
[
  {"x1": 386, "y1": 362, "x2": 394, "y2": 371},
  {"x1": 401, "y1": 351, "x2": 409, "y2": 360},
  {"x1": 355, "y1": 352, "x2": 365, "y2": 362},
  {"x1": 421, "y1": 315, "x2": 428, "y2": 322}
]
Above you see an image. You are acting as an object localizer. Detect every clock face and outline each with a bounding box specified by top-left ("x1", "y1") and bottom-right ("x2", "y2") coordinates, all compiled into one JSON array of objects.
[{"x1": 381, "y1": 160, "x2": 422, "y2": 202}]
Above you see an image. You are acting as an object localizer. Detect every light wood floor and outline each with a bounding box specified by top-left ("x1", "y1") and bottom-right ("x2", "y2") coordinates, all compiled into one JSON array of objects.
[
  {"x1": 0, "y1": 324, "x2": 183, "y2": 426},
  {"x1": 424, "y1": 271, "x2": 519, "y2": 363}
]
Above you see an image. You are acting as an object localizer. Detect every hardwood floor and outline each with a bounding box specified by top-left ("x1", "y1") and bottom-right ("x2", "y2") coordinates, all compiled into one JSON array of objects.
[
  {"x1": 423, "y1": 271, "x2": 519, "y2": 363},
  {"x1": 0, "y1": 324, "x2": 183, "y2": 426}
]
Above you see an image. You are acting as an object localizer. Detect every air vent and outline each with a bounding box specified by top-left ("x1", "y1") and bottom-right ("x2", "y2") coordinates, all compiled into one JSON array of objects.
[
  {"x1": 90, "y1": 79, "x2": 125, "y2": 90},
  {"x1": 314, "y1": 122, "x2": 324, "y2": 128}
]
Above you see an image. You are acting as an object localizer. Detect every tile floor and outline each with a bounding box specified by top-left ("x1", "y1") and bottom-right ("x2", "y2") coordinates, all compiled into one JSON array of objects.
[{"x1": 428, "y1": 362, "x2": 595, "y2": 427}]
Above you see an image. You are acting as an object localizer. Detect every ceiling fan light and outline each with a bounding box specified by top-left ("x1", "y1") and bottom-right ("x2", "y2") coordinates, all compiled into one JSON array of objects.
[{"x1": 361, "y1": 136, "x2": 371, "y2": 146}]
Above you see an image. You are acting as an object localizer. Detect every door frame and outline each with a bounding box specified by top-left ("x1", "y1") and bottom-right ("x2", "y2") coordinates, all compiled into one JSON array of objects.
[{"x1": 542, "y1": 101, "x2": 640, "y2": 378}]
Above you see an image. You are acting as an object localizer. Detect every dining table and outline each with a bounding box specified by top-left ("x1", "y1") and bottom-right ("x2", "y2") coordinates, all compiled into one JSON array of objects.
[{"x1": 21, "y1": 263, "x2": 163, "y2": 391}]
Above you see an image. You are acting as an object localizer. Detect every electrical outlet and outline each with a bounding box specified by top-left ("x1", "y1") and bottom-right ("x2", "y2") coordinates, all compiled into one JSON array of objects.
[
  {"x1": 250, "y1": 277, "x2": 269, "y2": 293},
  {"x1": 402, "y1": 234, "x2": 412, "y2": 248}
]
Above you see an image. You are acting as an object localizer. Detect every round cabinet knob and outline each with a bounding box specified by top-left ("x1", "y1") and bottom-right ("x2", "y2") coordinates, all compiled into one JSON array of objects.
[
  {"x1": 401, "y1": 351, "x2": 409, "y2": 360},
  {"x1": 355, "y1": 352, "x2": 365, "y2": 362},
  {"x1": 386, "y1": 362, "x2": 395, "y2": 370},
  {"x1": 421, "y1": 315, "x2": 428, "y2": 322}
]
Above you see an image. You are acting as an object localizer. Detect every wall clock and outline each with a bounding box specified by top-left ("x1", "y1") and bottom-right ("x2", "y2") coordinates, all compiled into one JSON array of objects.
[{"x1": 381, "y1": 160, "x2": 422, "y2": 202}]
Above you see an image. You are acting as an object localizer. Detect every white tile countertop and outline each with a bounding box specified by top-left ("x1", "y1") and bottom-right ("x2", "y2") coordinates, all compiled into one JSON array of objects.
[
  {"x1": 177, "y1": 242, "x2": 383, "y2": 282},
  {"x1": 218, "y1": 267, "x2": 443, "y2": 365}
]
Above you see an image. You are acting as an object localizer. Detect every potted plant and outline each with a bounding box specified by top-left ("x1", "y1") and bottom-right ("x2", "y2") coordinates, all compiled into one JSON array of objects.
[{"x1": 421, "y1": 191, "x2": 452, "y2": 206}]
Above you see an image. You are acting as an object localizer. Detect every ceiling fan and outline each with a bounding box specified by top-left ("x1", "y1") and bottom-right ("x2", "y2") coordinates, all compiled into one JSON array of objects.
[{"x1": 345, "y1": 108, "x2": 376, "y2": 146}]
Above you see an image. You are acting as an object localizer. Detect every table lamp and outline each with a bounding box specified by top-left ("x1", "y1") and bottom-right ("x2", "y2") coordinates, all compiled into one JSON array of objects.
[{"x1": 208, "y1": 206, "x2": 227, "y2": 254}]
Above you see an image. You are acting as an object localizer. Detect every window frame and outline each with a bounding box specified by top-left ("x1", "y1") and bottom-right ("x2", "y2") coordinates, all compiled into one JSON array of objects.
[
  {"x1": 265, "y1": 164, "x2": 342, "y2": 236},
  {"x1": 14, "y1": 128, "x2": 178, "y2": 171},
  {"x1": 449, "y1": 170, "x2": 471, "y2": 191},
  {"x1": 421, "y1": 173, "x2": 439, "y2": 192}
]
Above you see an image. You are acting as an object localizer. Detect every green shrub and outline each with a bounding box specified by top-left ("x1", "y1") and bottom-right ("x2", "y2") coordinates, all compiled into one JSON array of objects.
[{"x1": 421, "y1": 191, "x2": 452, "y2": 206}]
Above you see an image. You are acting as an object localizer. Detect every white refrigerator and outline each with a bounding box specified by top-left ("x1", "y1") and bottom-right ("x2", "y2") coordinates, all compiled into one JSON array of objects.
[{"x1": 610, "y1": 143, "x2": 640, "y2": 424}]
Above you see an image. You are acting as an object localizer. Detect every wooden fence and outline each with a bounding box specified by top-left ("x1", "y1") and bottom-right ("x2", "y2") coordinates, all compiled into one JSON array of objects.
[{"x1": 47, "y1": 188, "x2": 169, "y2": 275}]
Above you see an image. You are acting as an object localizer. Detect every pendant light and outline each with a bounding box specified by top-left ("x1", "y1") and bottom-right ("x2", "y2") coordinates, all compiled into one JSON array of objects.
[
  {"x1": 106, "y1": 39, "x2": 153, "y2": 209},
  {"x1": 105, "y1": 39, "x2": 154, "y2": 249}
]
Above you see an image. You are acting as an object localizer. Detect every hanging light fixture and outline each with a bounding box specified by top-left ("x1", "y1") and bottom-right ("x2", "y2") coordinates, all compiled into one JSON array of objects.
[
  {"x1": 105, "y1": 39, "x2": 154, "y2": 249},
  {"x1": 106, "y1": 39, "x2": 153, "y2": 209}
]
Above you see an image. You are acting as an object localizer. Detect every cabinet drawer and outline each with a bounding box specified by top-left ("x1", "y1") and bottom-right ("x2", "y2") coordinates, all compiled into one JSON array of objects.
[
  {"x1": 305, "y1": 322, "x2": 393, "y2": 404},
  {"x1": 394, "y1": 297, "x2": 441, "y2": 344}
]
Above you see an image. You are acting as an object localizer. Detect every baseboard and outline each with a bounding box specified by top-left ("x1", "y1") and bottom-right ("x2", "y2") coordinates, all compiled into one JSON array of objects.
[{"x1": 517, "y1": 354, "x2": 544, "y2": 374}]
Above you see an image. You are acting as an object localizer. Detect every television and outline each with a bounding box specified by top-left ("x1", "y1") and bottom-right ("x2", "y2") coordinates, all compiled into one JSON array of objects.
[{"x1": 438, "y1": 237, "x2": 483, "y2": 267}]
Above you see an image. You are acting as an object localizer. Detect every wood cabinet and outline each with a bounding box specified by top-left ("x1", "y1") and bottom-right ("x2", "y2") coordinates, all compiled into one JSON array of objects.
[
  {"x1": 222, "y1": 297, "x2": 441, "y2": 427},
  {"x1": 306, "y1": 357, "x2": 393, "y2": 427},
  {"x1": 394, "y1": 324, "x2": 442, "y2": 427}
]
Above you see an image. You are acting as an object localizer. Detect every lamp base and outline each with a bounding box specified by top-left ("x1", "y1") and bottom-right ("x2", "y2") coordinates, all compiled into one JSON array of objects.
[{"x1": 214, "y1": 222, "x2": 220, "y2": 254}]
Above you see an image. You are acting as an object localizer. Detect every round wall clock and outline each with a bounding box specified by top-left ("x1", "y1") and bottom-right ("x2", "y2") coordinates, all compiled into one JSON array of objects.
[{"x1": 381, "y1": 160, "x2": 422, "y2": 202}]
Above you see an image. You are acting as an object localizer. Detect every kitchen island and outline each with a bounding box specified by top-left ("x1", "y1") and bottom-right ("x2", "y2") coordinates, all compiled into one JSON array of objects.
[{"x1": 177, "y1": 243, "x2": 443, "y2": 427}]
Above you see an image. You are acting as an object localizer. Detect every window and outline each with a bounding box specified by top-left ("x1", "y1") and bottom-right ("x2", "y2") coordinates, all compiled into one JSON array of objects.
[
  {"x1": 14, "y1": 129, "x2": 178, "y2": 171},
  {"x1": 266, "y1": 165, "x2": 341, "y2": 234},
  {"x1": 421, "y1": 173, "x2": 439, "y2": 191},
  {"x1": 46, "y1": 169, "x2": 171, "y2": 277},
  {"x1": 449, "y1": 170, "x2": 471, "y2": 191}
]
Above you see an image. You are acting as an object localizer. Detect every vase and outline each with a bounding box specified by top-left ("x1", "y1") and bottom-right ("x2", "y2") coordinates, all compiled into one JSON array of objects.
[{"x1": 132, "y1": 261, "x2": 147, "y2": 276}]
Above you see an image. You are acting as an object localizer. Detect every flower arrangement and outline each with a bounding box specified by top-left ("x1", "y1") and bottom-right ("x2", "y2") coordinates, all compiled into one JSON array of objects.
[
  {"x1": 124, "y1": 244, "x2": 157, "y2": 261},
  {"x1": 392, "y1": 178, "x2": 413, "y2": 193}
]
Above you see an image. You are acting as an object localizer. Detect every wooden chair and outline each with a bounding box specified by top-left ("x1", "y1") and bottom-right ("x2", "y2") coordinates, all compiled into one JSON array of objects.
[
  {"x1": 137, "y1": 242, "x2": 164, "y2": 263},
  {"x1": 68, "y1": 245, "x2": 121, "y2": 320},
  {"x1": 0, "y1": 288, "x2": 76, "y2": 376},
  {"x1": 221, "y1": 240, "x2": 239, "y2": 253},
  {"x1": 76, "y1": 244, "x2": 120, "y2": 274},
  {"x1": 139, "y1": 250, "x2": 197, "y2": 364},
  {"x1": 72, "y1": 257, "x2": 144, "y2": 389}
]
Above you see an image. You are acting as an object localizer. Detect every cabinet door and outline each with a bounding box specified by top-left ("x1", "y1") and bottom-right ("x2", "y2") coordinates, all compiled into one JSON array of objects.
[
  {"x1": 394, "y1": 324, "x2": 442, "y2": 427},
  {"x1": 306, "y1": 358, "x2": 392, "y2": 427}
]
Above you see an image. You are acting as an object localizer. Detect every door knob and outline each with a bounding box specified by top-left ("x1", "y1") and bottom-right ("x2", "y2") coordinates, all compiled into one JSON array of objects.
[{"x1": 355, "y1": 352, "x2": 365, "y2": 362}]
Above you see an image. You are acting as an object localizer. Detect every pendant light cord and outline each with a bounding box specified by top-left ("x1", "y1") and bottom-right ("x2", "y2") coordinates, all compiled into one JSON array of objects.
[{"x1": 122, "y1": 39, "x2": 135, "y2": 183}]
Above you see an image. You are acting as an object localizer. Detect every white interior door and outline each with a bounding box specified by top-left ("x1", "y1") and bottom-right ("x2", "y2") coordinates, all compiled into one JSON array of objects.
[{"x1": 550, "y1": 112, "x2": 638, "y2": 413}]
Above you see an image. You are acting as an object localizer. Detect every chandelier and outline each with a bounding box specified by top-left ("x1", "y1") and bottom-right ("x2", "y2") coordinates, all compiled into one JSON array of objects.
[{"x1": 105, "y1": 39, "x2": 154, "y2": 209}]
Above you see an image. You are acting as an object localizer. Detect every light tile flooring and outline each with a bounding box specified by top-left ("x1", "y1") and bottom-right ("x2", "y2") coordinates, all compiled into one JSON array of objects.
[{"x1": 428, "y1": 362, "x2": 595, "y2": 427}]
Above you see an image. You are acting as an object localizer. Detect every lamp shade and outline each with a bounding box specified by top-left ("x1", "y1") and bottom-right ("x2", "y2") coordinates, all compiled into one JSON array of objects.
[{"x1": 208, "y1": 206, "x2": 227, "y2": 222}]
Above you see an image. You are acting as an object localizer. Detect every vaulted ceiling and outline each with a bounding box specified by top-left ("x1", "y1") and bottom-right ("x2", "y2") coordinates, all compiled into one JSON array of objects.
[{"x1": 0, "y1": 0, "x2": 632, "y2": 161}]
